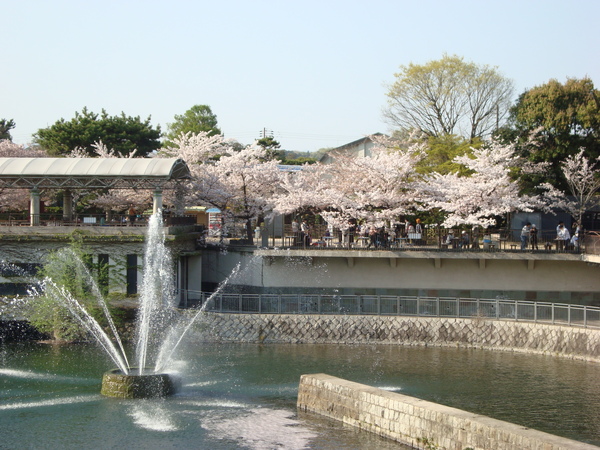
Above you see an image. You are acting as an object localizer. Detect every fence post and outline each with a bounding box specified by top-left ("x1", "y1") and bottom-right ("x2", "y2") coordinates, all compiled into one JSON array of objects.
[
  {"x1": 417, "y1": 296, "x2": 421, "y2": 317},
  {"x1": 584, "y1": 305, "x2": 587, "y2": 328},
  {"x1": 259, "y1": 293, "x2": 262, "y2": 314},
  {"x1": 534, "y1": 301, "x2": 537, "y2": 323},
  {"x1": 514, "y1": 300, "x2": 518, "y2": 321},
  {"x1": 377, "y1": 295, "x2": 381, "y2": 315},
  {"x1": 568, "y1": 304, "x2": 571, "y2": 326},
  {"x1": 436, "y1": 297, "x2": 440, "y2": 317},
  {"x1": 239, "y1": 294, "x2": 242, "y2": 312},
  {"x1": 552, "y1": 303, "x2": 555, "y2": 324}
]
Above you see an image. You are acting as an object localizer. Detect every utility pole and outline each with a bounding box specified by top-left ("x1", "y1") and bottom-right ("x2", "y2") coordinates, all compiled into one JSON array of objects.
[{"x1": 260, "y1": 128, "x2": 273, "y2": 138}]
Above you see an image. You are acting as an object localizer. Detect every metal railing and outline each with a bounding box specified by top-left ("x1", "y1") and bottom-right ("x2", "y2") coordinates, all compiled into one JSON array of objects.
[
  {"x1": 272, "y1": 228, "x2": 584, "y2": 254},
  {"x1": 177, "y1": 290, "x2": 600, "y2": 329}
]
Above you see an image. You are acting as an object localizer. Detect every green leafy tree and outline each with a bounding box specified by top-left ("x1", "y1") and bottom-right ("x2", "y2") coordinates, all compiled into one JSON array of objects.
[
  {"x1": 33, "y1": 108, "x2": 162, "y2": 157},
  {"x1": 416, "y1": 134, "x2": 479, "y2": 175},
  {"x1": 26, "y1": 240, "x2": 124, "y2": 341},
  {"x1": 0, "y1": 118, "x2": 16, "y2": 141},
  {"x1": 256, "y1": 136, "x2": 282, "y2": 160},
  {"x1": 164, "y1": 105, "x2": 221, "y2": 147},
  {"x1": 508, "y1": 77, "x2": 600, "y2": 189},
  {"x1": 384, "y1": 54, "x2": 514, "y2": 141}
]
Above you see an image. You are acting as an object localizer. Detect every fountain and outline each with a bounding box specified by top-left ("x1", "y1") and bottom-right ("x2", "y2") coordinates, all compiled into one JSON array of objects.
[
  {"x1": 100, "y1": 368, "x2": 177, "y2": 398},
  {"x1": 29, "y1": 211, "x2": 208, "y2": 398}
]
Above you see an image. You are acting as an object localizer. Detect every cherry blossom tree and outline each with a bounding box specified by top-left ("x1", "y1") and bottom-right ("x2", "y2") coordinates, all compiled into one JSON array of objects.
[
  {"x1": 270, "y1": 162, "x2": 332, "y2": 218},
  {"x1": 539, "y1": 149, "x2": 600, "y2": 226},
  {"x1": 323, "y1": 136, "x2": 426, "y2": 228},
  {"x1": 161, "y1": 132, "x2": 281, "y2": 243},
  {"x1": 419, "y1": 140, "x2": 540, "y2": 228},
  {"x1": 0, "y1": 141, "x2": 47, "y2": 212},
  {"x1": 71, "y1": 142, "x2": 152, "y2": 218},
  {"x1": 271, "y1": 135, "x2": 426, "y2": 230}
]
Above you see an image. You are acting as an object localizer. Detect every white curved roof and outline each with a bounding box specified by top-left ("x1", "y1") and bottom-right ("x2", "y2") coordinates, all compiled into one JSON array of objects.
[
  {"x1": 0, "y1": 157, "x2": 189, "y2": 177},
  {"x1": 0, "y1": 157, "x2": 190, "y2": 190}
]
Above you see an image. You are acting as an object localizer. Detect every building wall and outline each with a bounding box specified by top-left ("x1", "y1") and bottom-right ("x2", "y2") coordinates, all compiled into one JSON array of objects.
[
  {"x1": 0, "y1": 228, "x2": 198, "y2": 295},
  {"x1": 199, "y1": 249, "x2": 600, "y2": 305}
]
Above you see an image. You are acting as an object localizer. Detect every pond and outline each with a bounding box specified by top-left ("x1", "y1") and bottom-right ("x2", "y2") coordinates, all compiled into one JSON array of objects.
[{"x1": 2, "y1": 340, "x2": 599, "y2": 449}]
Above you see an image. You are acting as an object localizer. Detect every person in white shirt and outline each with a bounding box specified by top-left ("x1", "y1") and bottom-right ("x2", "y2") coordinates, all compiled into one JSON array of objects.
[{"x1": 557, "y1": 224, "x2": 570, "y2": 251}]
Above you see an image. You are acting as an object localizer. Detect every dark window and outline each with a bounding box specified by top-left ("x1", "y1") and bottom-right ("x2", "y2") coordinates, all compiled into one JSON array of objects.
[{"x1": 126, "y1": 254, "x2": 138, "y2": 296}]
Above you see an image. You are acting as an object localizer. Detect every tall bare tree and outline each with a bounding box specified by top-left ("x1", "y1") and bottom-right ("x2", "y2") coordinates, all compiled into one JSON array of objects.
[{"x1": 384, "y1": 55, "x2": 514, "y2": 141}]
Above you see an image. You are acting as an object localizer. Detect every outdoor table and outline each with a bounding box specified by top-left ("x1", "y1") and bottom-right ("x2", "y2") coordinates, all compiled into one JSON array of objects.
[
  {"x1": 355, "y1": 236, "x2": 369, "y2": 247},
  {"x1": 395, "y1": 237, "x2": 407, "y2": 248}
]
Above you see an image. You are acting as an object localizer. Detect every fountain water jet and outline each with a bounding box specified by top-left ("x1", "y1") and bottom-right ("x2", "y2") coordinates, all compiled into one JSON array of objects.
[{"x1": 30, "y1": 211, "x2": 203, "y2": 398}]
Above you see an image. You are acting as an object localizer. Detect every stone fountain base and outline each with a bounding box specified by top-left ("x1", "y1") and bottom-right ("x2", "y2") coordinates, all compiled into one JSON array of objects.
[{"x1": 101, "y1": 368, "x2": 178, "y2": 398}]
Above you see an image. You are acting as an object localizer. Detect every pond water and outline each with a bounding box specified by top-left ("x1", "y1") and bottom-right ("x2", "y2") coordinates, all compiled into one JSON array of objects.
[{"x1": 2, "y1": 340, "x2": 599, "y2": 449}]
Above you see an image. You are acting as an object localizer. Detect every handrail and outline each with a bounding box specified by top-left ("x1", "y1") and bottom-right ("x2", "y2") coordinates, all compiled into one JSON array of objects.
[{"x1": 176, "y1": 290, "x2": 600, "y2": 329}]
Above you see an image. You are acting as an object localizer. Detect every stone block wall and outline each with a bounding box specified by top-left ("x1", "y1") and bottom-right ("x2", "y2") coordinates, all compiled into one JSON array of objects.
[
  {"x1": 297, "y1": 373, "x2": 598, "y2": 450},
  {"x1": 199, "y1": 314, "x2": 600, "y2": 362}
]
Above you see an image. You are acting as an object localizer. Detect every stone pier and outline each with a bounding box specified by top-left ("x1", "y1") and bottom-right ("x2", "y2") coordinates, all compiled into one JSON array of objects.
[{"x1": 297, "y1": 373, "x2": 599, "y2": 450}]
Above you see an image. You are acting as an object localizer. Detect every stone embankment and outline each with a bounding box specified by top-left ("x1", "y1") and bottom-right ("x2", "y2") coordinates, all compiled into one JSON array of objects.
[
  {"x1": 297, "y1": 373, "x2": 598, "y2": 450},
  {"x1": 200, "y1": 313, "x2": 600, "y2": 361}
]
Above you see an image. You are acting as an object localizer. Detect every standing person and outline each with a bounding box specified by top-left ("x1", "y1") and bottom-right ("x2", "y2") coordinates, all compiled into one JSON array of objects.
[
  {"x1": 471, "y1": 226, "x2": 480, "y2": 249},
  {"x1": 571, "y1": 222, "x2": 582, "y2": 250},
  {"x1": 348, "y1": 220, "x2": 356, "y2": 247},
  {"x1": 291, "y1": 218, "x2": 299, "y2": 245},
  {"x1": 557, "y1": 223, "x2": 570, "y2": 251},
  {"x1": 367, "y1": 226, "x2": 377, "y2": 249},
  {"x1": 300, "y1": 220, "x2": 310, "y2": 247},
  {"x1": 530, "y1": 224, "x2": 539, "y2": 250},
  {"x1": 520, "y1": 222, "x2": 531, "y2": 250},
  {"x1": 128, "y1": 205, "x2": 137, "y2": 226},
  {"x1": 415, "y1": 218, "x2": 423, "y2": 245}
]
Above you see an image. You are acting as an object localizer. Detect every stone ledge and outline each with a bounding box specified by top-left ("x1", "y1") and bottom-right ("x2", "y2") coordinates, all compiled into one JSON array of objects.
[{"x1": 298, "y1": 373, "x2": 599, "y2": 450}]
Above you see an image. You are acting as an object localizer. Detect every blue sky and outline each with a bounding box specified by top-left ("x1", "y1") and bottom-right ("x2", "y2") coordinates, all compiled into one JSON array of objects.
[{"x1": 3, "y1": 0, "x2": 599, "y2": 152}]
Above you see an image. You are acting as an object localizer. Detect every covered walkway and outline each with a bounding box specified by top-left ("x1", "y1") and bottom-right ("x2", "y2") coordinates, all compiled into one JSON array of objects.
[{"x1": 0, "y1": 157, "x2": 191, "y2": 225}]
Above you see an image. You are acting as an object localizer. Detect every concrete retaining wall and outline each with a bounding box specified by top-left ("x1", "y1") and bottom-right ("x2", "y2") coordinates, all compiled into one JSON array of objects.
[
  {"x1": 200, "y1": 314, "x2": 600, "y2": 362},
  {"x1": 297, "y1": 373, "x2": 598, "y2": 450},
  {"x1": 200, "y1": 249, "x2": 600, "y2": 305}
]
